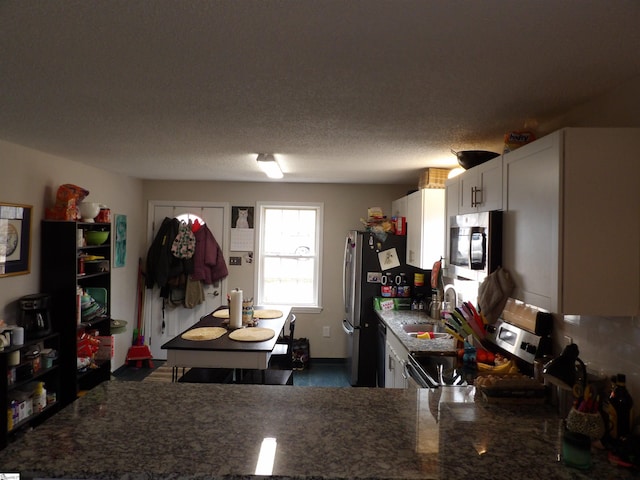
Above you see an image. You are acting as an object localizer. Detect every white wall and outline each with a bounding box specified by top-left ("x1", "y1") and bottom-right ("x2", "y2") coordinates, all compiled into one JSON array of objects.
[
  {"x1": 0, "y1": 140, "x2": 144, "y2": 370},
  {"x1": 142, "y1": 181, "x2": 413, "y2": 359}
]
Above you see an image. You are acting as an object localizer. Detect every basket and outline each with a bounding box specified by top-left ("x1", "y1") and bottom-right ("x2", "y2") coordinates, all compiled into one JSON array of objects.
[{"x1": 418, "y1": 168, "x2": 450, "y2": 189}]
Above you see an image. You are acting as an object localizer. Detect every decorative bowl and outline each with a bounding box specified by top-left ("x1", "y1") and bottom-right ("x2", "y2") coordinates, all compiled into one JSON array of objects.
[
  {"x1": 79, "y1": 202, "x2": 101, "y2": 222},
  {"x1": 452, "y1": 150, "x2": 500, "y2": 170},
  {"x1": 85, "y1": 231, "x2": 109, "y2": 245}
]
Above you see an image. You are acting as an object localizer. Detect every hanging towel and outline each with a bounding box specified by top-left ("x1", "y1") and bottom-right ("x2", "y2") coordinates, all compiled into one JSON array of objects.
[
  {"x1": 184, "y1": 276, "x2": 205, "y2": 308},
  {"x1": 477, "y1": 267, "x2": 515, "y2": 324}
]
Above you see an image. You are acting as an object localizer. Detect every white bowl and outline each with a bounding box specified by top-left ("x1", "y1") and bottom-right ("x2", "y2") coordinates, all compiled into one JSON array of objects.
[{"x1": 79, "y1": 202, "x2": 100, "y2": 222}]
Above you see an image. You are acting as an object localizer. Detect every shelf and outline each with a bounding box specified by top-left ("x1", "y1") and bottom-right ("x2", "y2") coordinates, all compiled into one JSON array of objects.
[
  {"x1": 7, "y1": 365, "x2": 59, "y2": 392},
  {"x1": 77, "y1": 271, "x2": 110, "y2": 281},
  {"x1": 8, "y1": 401, "x2": 58, "y2": 433},
  {"x1": 78, "y1": 316, "x2": 110, "y2": 330}
]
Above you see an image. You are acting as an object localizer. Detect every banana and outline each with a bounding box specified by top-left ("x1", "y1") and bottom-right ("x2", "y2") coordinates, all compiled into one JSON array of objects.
[{"x1": 476, "y1": 359, "x2": 516, "y2": 374}]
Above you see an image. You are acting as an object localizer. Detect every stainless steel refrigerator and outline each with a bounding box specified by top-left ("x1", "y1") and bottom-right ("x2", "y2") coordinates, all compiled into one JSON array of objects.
[{"x1": 342, "y1": 230, "x2": 418, "y2": 387}]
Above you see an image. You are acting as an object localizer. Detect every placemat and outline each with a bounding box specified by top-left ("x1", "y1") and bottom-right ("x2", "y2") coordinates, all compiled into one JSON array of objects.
[
  {"x1": 228, "y1": 327, "x2": 275, "y2": 342},
  {"x1": 212, "y1": 309, "x2": 283, "y2": 319},
  {"x1": 181, "y1": 327, "x2": 227, "y2": 341}
]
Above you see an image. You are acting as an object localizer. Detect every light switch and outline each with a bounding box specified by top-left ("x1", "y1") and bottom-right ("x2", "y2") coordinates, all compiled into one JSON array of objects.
[{"x1": 229, "y1": 256, "x2": 242, "y2": 265}]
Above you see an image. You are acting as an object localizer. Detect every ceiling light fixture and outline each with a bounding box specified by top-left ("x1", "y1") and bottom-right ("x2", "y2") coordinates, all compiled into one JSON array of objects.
[{"x1": 256, "y1": 153, "x2": 283, "y2": 179}]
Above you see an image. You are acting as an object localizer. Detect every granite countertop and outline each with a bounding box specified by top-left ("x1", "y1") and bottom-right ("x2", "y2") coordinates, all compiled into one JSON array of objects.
[
  {"x1": 376, "y1": 309, "x2": 458, "y2": 356},
  {"x1": 0, "y1": 381, "x2": 636, "y2": 480}
]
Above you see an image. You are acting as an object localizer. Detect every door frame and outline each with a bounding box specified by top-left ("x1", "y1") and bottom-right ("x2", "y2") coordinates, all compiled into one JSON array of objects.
[{"x1": 144, "y1": 200, "x2": 231, "y2": 349}]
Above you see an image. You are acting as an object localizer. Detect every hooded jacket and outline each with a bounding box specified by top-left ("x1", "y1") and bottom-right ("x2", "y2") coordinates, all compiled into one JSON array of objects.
[{"x1": 192, "y1": 224, "x2": 229, "y2": 285}]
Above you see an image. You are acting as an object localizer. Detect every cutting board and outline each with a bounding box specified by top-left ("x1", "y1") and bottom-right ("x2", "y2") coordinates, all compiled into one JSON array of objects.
[{"x1": 228, "y1": 327, "x2": 275, "y2": 342}]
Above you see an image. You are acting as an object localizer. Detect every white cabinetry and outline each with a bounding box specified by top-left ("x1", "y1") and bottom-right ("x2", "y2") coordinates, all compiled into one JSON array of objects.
[
  {"x1": 385, "y1": 330, "x2": 408, "y2": 388},
  {"x1": 391, "y1": 195, "x2": 408, "y2": 218},
  {"x1": 502, "y1": 128, "x2": 640, "y2": 316},
  {"x1": 406, "y1": 189, "x2": 445, "y2": 269},
  {"x1": 449, "y1": 156, "x2": 503, "y2": 214}
]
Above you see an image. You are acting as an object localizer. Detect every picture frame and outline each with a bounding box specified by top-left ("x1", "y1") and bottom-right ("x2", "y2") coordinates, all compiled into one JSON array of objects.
[
  {"x1": 114, "y1": 213, "x2": 127, "y2": 268},
  {"x1": 0, "y1": 203, "x2": 32, "y2": 277}
]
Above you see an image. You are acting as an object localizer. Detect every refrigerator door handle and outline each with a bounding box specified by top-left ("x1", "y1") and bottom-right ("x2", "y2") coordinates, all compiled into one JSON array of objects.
[
  {"x1": 342, "y1": 318, "x2": 355, "y2": 334},
  {"x1": 342, "y1": 235, "x2": 349, "y2": 312}
]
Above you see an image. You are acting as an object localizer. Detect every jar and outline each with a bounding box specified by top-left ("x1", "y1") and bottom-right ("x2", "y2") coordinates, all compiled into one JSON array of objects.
[{"x1": 96, "y1": 206, "x2": 111, "y2": 223}]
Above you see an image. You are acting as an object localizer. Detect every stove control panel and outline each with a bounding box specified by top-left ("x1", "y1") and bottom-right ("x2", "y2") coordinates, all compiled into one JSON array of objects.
[{"x1": 486, "y1": 319, "x2": 546, "y2": 365}]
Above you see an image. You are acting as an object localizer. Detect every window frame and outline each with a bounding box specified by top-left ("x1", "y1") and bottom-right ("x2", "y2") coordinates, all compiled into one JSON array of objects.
[{"x1": 254, "y1": 201, "x2": 323, "y2": 313}]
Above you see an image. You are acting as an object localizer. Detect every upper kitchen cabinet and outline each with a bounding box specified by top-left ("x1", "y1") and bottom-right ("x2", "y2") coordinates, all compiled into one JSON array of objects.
[
  {"x1": 406, "y1": 189, "x2": 445, "y2": 269},
  {"x1": 502, "y1": 128, "x2": 640, "y2": 316},
  {"x1": 391, "y1": 195, "x2": 408, "y2": 219},
  {"x1": 448, "y1": 156, "x2": 503, "y2": 215}
]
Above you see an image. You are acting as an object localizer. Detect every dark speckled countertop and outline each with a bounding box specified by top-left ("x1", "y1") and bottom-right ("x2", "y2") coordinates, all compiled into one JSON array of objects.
[
  {"x1": 0, "y1": 381, "x2": 636, "y2": 479},
  {"x1": 376, "y1": 309, "x2": 458, "y2": 356}
]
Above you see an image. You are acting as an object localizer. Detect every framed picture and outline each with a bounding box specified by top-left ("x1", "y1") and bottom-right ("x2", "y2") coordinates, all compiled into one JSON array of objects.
[
  {"x1": 114, "y1": 214, "x2": 127, "y2": 268},
  {"x1": 0, "y1": 203, "x2": 32, "y2": 277}
]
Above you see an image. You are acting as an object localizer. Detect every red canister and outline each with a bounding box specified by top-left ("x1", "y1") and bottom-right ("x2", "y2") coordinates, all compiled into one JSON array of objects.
[{"x1": 96, "y1": 207, "x2": 111, "y2": 223}]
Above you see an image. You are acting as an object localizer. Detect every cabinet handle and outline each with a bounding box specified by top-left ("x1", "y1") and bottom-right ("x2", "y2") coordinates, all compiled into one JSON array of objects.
[{"x1": 471, "y1": 186, "x2": 483, "y2": 207}]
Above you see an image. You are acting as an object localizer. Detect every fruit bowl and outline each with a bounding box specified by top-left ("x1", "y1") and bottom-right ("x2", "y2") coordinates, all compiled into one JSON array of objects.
[
  {"x1": 79, "y1": 202, "x2": 100, "y2": 222},
  {"x1": 85, "y1": 230, "x2": 109, "y2": 245}
]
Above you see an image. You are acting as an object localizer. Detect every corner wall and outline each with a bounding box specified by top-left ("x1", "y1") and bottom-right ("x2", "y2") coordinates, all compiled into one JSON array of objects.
[{"x1": 0, "y1": 140, "x2": 145, "y2": 369}]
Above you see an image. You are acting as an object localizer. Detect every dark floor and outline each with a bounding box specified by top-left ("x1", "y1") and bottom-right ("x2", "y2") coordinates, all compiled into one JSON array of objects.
[{"x1": 112, "y1": 358, "x2": 352, "y2": 387}]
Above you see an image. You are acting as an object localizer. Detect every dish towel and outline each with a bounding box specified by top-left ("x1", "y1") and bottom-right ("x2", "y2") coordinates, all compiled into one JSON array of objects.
[{"x1": 477, "y1": 267, "x2": 515, "y2": 323}]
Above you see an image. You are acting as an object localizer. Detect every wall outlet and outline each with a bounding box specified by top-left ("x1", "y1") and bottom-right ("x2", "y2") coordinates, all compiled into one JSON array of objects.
[
  {"x1": 323, "y1": 326, "x2": 331, "y2": 338},
  {"x1": 229, "y1": 256, "x2": 242, "y2": 265}
]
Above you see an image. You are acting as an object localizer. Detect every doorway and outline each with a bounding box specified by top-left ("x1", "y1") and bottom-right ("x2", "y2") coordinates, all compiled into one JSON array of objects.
[{"x1": 144, "y1": 201, "x2": 229, "y2": 360}]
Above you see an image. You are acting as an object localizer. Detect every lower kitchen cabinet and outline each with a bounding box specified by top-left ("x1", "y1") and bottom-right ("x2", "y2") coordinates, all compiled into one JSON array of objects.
[
  {"x1": 502, "y1": 127, "x2": 640, "y2": 315},
  {"x1": 385, "y1": 330, "x2": 408, "y2": 388},
  {"x1": 0, "y1": 333, "x2": 61, "y2": 449}
]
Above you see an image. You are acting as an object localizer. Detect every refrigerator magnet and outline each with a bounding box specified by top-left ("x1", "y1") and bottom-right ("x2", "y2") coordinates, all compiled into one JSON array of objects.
[{"x1": 378, "y1": 248, "x2": 400, "y2": 270}]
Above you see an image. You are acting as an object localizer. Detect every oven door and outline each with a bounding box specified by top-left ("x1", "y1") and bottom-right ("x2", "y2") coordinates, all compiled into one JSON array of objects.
[{"x1": 405, "y1": 354, "x2": 439, "y2": 388}]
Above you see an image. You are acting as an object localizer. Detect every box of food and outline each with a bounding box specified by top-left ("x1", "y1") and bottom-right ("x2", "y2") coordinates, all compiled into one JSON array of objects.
[{"x1": 373, "y1": 297, "x2": 412, "y2": 311}]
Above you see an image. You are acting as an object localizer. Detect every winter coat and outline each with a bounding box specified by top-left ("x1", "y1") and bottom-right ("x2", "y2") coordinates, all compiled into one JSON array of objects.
[
  {"x1": 145, "y1": 217, "x2": 182, "y2": 290},
  {"x1": 192, "y1": 225, "x2": 229, "y2": 284}
]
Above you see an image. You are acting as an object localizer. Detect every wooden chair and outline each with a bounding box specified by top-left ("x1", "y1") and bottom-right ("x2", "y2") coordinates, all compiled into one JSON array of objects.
[{"x1": 238, "y1": 314, "x2": 296, "y2": 385}]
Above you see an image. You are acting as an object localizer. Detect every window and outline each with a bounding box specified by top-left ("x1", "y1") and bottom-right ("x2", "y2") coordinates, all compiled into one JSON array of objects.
[{"x1": 255, "y1": 202, "x2": 323, "y2": 311}]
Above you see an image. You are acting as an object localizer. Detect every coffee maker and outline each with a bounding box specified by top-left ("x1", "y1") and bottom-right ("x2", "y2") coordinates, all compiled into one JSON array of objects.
[{"x1": 18, "y1": 293, "x2": 53, "y2": 339}]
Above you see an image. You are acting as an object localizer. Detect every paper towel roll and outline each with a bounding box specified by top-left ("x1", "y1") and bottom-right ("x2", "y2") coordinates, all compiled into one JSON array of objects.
[
  {"x1": 229, "y1": 289, "x2": 243, "y2": 329},
  {"x1": 12, "y1": 326, "x2": 24, "y2": 346}
]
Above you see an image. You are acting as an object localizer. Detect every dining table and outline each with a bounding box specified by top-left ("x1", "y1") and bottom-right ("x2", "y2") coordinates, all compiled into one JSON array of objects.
[{"x1": 161, "y1": 305, "x2": 291, "y2": 382}]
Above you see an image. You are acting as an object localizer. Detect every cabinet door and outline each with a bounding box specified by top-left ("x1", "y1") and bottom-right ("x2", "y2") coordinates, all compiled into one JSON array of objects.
[
  {"x1": 503, "y1": 133, "x2": 561, "y2": 312},
  {"x1": 459, "y1": 170, "x2": 479, "y2": 214},
  {"x1": 406, "y1": 189, "x2": 445, "y2": 269},
  {"x1": 459, "y1": 157, "x2": 503, "y2": 214},
  {"x1": 391, "y1": 196, "x2": 408, "y2": 218},
  {"x1": 385, "y1": 331, "x2": 409, "y2": 388},
  {"x1": 561, "y1": 129, "x2": 640, "y2": 315}
]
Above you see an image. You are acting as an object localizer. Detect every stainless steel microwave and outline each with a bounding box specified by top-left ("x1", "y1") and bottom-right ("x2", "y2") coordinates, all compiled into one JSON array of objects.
[{"x1": 447, "y1": 210, "x2": 502, "y2": 281}]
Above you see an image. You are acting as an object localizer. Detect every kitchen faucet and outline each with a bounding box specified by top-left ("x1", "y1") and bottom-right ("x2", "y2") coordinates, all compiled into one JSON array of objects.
[{"x1": 444, "y1": 284, "x2": 457, "y2": 308}]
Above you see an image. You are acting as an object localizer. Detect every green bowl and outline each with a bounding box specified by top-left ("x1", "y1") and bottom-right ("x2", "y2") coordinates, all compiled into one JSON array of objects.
[{"x1": 85, "y1": 230, "x2": 109, "y2": 245}]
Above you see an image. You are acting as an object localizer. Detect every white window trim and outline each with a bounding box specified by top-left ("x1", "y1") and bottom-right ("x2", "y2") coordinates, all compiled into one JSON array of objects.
[{"x1": 255, "y1": 201, "x2": 323, "y2": 313}]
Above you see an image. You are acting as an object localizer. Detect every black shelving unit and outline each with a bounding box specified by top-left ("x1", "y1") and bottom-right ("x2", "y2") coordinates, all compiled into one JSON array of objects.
[
  {"x1": 41, "y1": 220, "x2": 112, "y2": 408},
  {"x1": 0, "y1": 333, "x2": 61, "y2": 449}
]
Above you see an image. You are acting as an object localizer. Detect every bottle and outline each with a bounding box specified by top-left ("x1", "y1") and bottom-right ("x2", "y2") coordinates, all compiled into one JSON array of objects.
[
  {"x1": 33, "y1": 382, "x2": 47, "y2": 413},
  {"x1": 607, "y1": 373, "x2": 634, "y2": 439}
]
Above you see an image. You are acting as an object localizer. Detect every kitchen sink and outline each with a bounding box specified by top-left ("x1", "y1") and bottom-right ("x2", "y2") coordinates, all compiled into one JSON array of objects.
[
  {"x1": 402, "y1": 323, "x2": 435, "y2": 334},
  {"x1": 406, "y1": 331, "x2": 450, "y2": 339}
]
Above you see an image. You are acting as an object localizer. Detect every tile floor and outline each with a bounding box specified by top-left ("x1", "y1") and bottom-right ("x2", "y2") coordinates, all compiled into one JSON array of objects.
[{"x1": 112, "y1": 359, "x2": 352, "y2": 387}]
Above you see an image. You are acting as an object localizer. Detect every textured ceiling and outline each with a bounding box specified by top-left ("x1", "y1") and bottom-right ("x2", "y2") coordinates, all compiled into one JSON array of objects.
[{"x1": 1, "y1": 1, "x2": 639, "y2": 184}]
